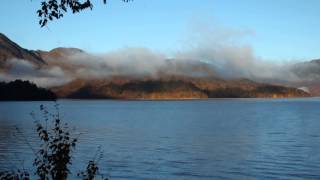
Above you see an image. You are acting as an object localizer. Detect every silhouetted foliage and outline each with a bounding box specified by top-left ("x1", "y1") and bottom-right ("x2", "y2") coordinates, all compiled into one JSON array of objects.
[
  {"x1": 33, "y1": 104, "x2": 77, "y2": 180},
  {"x1": 0, "y1": 80, "x2": 56, "y2": 101},
  {"x1": 0, "y1": 104, "x2": 107, "y2": 180},
  {"x1": 37, "y1": 0, "x2": 132, "y2": 27},
  {"x1": 77, "y1": 146, "x2": 106, "y2": 180},
  {"x1": 77, "y1": 161, "x2": 99, "y2": 180}
]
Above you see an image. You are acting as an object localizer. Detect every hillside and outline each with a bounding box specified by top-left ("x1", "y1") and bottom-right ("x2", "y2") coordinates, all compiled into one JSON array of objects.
[
  {"x1": 51, "y1": 77, "x2": 309, "y2": 99},
  {"x1": 0, "y1": 33, "x2": 45, "y2": 66}
]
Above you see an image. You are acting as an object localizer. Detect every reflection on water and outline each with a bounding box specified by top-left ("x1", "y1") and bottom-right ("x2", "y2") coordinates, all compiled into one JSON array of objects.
[{"x1": 0, "y1": 99, "x2": 320, "y2": 179}]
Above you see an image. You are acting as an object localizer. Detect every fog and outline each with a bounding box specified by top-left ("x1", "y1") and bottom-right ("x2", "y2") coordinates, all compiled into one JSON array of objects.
[{"x1": 0, "y1": 59, "x2": 71, "y2": 87}]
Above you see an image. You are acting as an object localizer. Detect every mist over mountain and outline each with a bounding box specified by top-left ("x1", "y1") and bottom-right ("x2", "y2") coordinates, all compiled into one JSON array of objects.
[{"x1": 0, "y1": 33, "x2": 318, "y2": 98}]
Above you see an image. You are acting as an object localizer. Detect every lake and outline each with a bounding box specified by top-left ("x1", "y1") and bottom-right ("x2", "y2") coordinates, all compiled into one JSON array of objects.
[{"x1": 0, "y1": 98, "x2": 320, "y2": 179}]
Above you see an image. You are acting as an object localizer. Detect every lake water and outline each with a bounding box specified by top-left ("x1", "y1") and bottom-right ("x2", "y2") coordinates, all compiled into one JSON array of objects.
[{"x1": 0, "y1": 98, "x2": 320, "y2": 179}]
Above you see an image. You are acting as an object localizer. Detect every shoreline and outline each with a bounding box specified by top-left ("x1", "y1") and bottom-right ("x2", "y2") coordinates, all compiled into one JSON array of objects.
[
  {"x1": 57, "y1": 96, "x2": 317, "y2": 101},
  {"x1": 0, "y1": 96, "x2": 317, "y2": 102}
]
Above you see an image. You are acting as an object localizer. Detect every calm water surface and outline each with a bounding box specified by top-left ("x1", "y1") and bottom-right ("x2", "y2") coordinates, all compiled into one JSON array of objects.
[{"x1": 0, "y1": 98, "x2": 320, "y2": 179}]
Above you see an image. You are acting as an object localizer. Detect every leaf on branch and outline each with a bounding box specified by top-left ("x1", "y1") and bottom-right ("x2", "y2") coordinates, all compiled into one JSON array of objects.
[{"x1": 37, "y1": 0, "x2": 131, "y2": 27}]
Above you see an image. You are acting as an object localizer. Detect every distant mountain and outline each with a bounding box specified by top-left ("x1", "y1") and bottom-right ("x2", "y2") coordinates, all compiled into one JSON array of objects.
[
  {"x1": 285, "y1": 59, "x2": 320, "y2": 95},
  {"x1": 51, "y1": 77, "x2": 309, "y2": 99},
  {"x1": 291, "y1": 59, "x2": 320, "y2": 80},
  {"x1": 0, "y1": 33, "x2": 46, "y2": 66},
  {"x1": 0, "y1": 80, "x2": 56, "y2": 101},
  {"x1": 37, "y1": 47, "x2": 84, "y2": 61}
]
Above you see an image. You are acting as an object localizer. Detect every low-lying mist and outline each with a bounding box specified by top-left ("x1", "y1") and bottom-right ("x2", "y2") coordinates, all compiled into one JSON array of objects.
[{"x1": 1, "y1": 23, "x2": 318, "y2": 87}]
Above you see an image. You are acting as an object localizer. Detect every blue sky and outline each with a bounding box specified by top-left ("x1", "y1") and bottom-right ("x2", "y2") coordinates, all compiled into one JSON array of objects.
[{"x1": 0, "y1": 0, "x2": 319, "y2": 61}]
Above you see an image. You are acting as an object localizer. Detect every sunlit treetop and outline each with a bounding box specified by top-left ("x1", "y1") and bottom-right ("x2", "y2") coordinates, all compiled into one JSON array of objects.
[{"x1": 37, "y1": 0, "x2": 131, "y2": 27}]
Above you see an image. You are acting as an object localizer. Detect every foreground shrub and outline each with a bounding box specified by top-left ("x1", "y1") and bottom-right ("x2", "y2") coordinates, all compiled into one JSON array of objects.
[{"x1": 0, "y1": 104, "x2": 107, "y2": 180}]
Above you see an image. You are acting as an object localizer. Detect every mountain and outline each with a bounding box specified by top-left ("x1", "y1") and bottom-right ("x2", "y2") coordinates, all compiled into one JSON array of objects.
[
  {"x1": 0, "y1": 33, "x2": 46, "y2": 66},
  {"x1": 0, "y1": 32, "x2": 314, "y2": 99},
  {"x1": 36, "y1": 47, "x2": 86, "y2": 73}
]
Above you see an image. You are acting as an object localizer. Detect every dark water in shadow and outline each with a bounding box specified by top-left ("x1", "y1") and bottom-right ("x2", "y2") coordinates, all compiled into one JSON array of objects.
[{"x1": 0, "y1": 98, "x2": 320, "y2": 179}]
